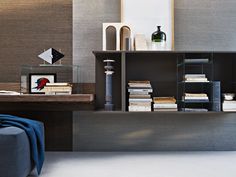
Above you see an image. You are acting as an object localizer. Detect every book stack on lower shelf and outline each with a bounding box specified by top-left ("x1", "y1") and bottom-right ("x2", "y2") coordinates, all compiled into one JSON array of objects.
[
  {"x1": 183, "y1": 93, "x2": 209, "y2": 102},
  {"x1": 223, "y1": 101, "x2": 236, "y2": 112},
  {"x1": 153, "y1": 97, "x2": 177, "y2": 112},
  {"x1": 128, "y1": 81, "x2": 152, "y2": 112},
  {"x1": 43, "y1": 83, "x2": 72, "y2": 95},
  {"x1": 184, "y1": 74, "x2": 209, "y2": 83}
]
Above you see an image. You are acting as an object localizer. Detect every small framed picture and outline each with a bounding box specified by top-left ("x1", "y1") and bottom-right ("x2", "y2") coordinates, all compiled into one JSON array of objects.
[{"x1": 29, "y1": 73, "x2": 56, "y2": 94}]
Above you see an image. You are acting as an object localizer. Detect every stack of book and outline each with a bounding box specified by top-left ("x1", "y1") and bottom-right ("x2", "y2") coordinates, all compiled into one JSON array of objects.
[
  {"x1": 43, "y1": 83, "x2": 72, "y2": 95},
  {"x1": 184, "y1": 74, "x2": 209, "y2": 82},
  {"x1": 153, "y1": 97, "x2": 177, "y2": 112},
  {"x1": 183, "y1": 93, "x2": 209, "y2": 102},
  {"x1": 223, "y1": 101, "x2": 236, "y2": 112},
  {"x1": 128, "y1": 81, "x2": 152, "y2": 112}
]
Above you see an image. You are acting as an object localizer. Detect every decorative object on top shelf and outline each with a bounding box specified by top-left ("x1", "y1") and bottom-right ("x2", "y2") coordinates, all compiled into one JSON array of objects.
[
  {"x1": 103, "y1": 23, "x2": 132, "y2": 51},
  {"x1": 38, "y1": 48, "x2": 64, "y2": 65},
  {"x1": 29, "y1": 73, "x2": 56, "y2": 94},
  {"x1": 151, "y1": 26, "x2": 167, "y2": 50},
  {"x1": 134, "y1": 34, "x2": 148, "y2": 50},
  {"x1": 104, "y1": 59, "x2": 115, "y2": 111}
]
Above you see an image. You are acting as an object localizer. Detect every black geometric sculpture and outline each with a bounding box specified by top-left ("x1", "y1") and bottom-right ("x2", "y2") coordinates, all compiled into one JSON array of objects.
[{"x1": 38, "y1": 48, "x2": 64, "y2": 64}]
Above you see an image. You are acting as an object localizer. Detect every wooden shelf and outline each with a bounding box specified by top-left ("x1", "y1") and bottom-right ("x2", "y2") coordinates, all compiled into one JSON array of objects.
[
  {"x1": 0, "y1": 94, "x2": 94, "y2": 103},
  {"x1": 0, "y1": 94, "x2": 95, "y2": 111}
]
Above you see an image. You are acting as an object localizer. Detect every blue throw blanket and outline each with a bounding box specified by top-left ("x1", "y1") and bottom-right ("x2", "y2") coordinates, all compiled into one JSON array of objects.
[{"x1": 0, "y1": 114, "x2": 44, "y2": 175}]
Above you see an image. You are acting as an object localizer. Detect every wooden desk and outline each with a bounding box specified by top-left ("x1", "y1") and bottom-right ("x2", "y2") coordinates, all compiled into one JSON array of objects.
[{"x1": 0, "y1": 94, "x2": 95, "y2": 151}]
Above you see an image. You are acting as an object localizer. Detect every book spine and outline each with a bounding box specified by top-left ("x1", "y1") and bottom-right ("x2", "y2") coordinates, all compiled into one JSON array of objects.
[
  {"x1": 129, "y1": 98, "x2": 152, "y2": 102},
  {"x1": 128, "y1": 106, "x2": 151, "y2": 112},
  {"x1": 153, "y1": 104, "x2": 177, "y2": 109},
  {"x1": 128, "y1": 89, "x2": 153, "y2": 93}
]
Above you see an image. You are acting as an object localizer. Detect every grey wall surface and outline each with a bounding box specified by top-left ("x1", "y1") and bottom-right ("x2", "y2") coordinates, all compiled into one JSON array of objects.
[
  {"x1": 73, "y1": 0, "x2": 120, "y2": 83},
  {"x1": 175, "y1": 0, "x2": 236, "y2": 51}
]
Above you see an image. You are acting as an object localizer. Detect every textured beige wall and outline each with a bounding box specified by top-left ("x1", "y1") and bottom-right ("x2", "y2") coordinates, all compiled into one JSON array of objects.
[
  {"x1": 0, "y1": 0, "x2": 72, "y2": 82},
  {"x1": 73, "y1": 0, "x2": 120, "y2": 83}
]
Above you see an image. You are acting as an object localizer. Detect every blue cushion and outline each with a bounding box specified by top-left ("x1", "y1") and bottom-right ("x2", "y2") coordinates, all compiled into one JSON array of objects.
[{"x1": 0, "y1": 127, "x2": 32, "y2": 177}]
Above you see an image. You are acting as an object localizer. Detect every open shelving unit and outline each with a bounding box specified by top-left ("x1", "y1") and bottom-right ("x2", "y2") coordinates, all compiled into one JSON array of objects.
[{"x1": 93, "y1": 51, "x2": 236, "y2": 113}]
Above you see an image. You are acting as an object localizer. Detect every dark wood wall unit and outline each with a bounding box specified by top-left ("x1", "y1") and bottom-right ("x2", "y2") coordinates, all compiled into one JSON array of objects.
[
  {"x1": 0, "y1": 0, "x2": 72, "y2": 82},
  {"x1": 74, "y1": 112, "x2": 236, "y2": 151},
  {"x1": 0, "y1": 111, "x2": 73, "y2": 151},
  {"x1": 89, "y1": 51, "x2": 236, "y2": 151}
]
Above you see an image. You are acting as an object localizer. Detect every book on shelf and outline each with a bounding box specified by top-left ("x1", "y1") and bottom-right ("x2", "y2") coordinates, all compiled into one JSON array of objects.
[
  {"x1": 128, "y1": 88, "x2": 153, "y2": 93},
  {"x1": 129, "y1": 98, "x2": 152, "y2": 102},
  {"x1": 129, "y1": 91, "x2": 150, "y2": 95},
  {"x1": 153, "y1": 104, "x2": 177, "y2": 109},
  {"x1": 153, "y1": 97, "x2": 176, "y2": 104},
  {"x1": 45, "y1": 91, "x2": 72, "y2": 95},
  {"x1": 184, "y1": 58, "x2": 209, "y2": 63},
  {"x1": 153, "y1": 97, "x2": 177, "y2": 112},
  {"x1": 46, "y1": 83, "x2": 72, "y2": 87},
  {"x1": 128, "y1": 106, "x2": 151, "y2": 112},
  {"x1": 184, "y1": 74, "x2": 206, "y2": 78},
  {"x1": 128, "y1": 81, "x2": 151, "y2": 88},
  {"x1": 43, "y1": 87, "x2": 72, "y2": 92},
  {"x1": 223, "y1": 101, "x2": 236, "y2": 104},
  {"x1": 129, "y1": 94, "x2": 151, "y2": 98},
  {"x1": 154, "y1": 108, "x2": 178, "y2": 112},
  {"x1": 182, "y1": 108, "x2": 208, "y2": 112},
  {"x1": 223, "y1": 101, "x2": 236, "y2": 111},
  {"x1": 184, "y1": 97, "x2": 208, "y2": 100},
  {"x1": 183, "y1": 74, "x2": 209, "y2": 83},
  {"x1": 129, "y1": 102, "x2": 152, "y2": 107},
  {"x1": 184, "y1": 93, "x2": 208, "y2": 97},
  {"x1": 129, "y1": 80, "x2": 150, "y2": 84}
]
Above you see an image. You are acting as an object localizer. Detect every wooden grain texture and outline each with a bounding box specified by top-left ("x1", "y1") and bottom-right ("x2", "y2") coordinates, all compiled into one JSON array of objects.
[
  {"x1": 0, "y1": 83, "x2": 20, "y2": 92},
  {"x1": 0, "y1": 0, "x2": 72, "y2": 82},
  {"x1": 0, "y1": 94, "x2": 94, "y2": 103}
]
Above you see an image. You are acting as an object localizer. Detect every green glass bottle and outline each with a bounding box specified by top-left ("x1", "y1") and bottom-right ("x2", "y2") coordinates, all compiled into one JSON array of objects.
[
  {"x1": 151, "y1": 26, "x2": 166, "y2": 42},
  {"x1": 151, "y1": 26, "x2": 167, "y2": 50}
]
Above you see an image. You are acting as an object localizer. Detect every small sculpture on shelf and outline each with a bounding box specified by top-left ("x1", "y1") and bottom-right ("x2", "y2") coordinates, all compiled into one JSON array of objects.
[
  {"x1": 104, "y1": 59, "x2": 115, "y2": 111},
  {"x1": 38, "y1": 48, "x2": 64, "y2": 65}
]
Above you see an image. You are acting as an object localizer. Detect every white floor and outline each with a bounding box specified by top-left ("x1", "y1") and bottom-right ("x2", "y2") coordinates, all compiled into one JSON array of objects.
[{"x1": 32, "y1": 151, "x2": 236, "y2": 177}]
